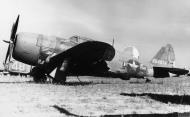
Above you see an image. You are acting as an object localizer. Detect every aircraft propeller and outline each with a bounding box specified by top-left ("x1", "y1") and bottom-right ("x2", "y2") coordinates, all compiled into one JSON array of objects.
[
  {"x1": 3, "y1": 15, "x2": 19, "y2": 64},
  {"x1": 4, "y1": 44, "x2": 11, "y2": 64},
  {"x1": 11, "y1": 15, "x2": 19, "y2": 43}
]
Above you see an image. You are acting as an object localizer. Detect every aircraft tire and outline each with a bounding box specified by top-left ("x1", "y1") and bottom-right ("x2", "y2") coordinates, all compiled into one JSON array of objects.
[
  {"x1": 33, "y1": 74, "x2": 47, "y2": 83},
  {"x1": 31, "y1": 66, "x2": 47, "y2": 83},
  {"x1": 53, "y1": 69, "x2": 66, "y2": 84},
  {"x1": 53, "y1": 59, "x2": 69, "y2": 84}
]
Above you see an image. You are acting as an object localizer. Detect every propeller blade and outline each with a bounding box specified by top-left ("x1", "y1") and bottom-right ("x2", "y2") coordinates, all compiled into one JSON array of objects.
[
  {"x1": 5, "y1": 44, "x2": 11, "y2": 64},
  {"x1": 112, "y1": 38, "x2": 114, "y2": 47},
  {"x1": 4, "y1": 15, "x2": 20, "y2": 65},
  {"x1": 10, "y1": 15, "x2": 19, "y2": 42},
  {"x1": 3, "y1": 40, "x2": 11, "y2": 44}
]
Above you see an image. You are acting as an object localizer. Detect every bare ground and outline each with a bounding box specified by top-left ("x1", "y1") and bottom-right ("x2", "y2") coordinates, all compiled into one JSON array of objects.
[{"x1": 0, "y1": 75, "x2": 189, "y2": 117}]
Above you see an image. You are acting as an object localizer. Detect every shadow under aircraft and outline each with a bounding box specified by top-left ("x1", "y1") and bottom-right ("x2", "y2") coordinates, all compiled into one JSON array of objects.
[{"x1": 4, "y1": 15, "x2": 115, "y2": 83}]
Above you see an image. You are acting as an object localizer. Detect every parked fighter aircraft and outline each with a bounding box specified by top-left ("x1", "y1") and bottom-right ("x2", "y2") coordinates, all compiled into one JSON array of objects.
[
  {"x1": 108, "y1": 46, "x2": 152, "y2": 80},
  {"x1": 5, "y1": 15, "x2": 115, "y2": 83},
  {"x1": 3, "y1": 59, "x2": 31, "y2": 76},
  {"x1": 108, "y1": 44, "x2": 189, "y2": 80},
  {"x1": 150, "y1": 44, "x2": 189, "y2": 77}
]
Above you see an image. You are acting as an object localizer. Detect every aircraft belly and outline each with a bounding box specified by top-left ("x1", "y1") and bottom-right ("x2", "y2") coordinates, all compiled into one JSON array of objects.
[{"x1": 67, "y1": 61, "x2": 109, "y2": 76}]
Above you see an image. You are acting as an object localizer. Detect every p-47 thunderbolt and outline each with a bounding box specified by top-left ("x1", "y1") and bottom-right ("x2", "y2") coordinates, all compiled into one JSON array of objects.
[{"x1": 5, "y1": 15, "x2": 115, "y2": 83}]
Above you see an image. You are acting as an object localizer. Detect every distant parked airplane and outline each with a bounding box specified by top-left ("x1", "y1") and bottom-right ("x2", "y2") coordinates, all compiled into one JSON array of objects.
[
  {"x1": 3, "y1": 59, "x2": 31, "y2": 76},
  {"x1": 150, "y1": 44, "x2": 189, "y2": 77},
  {"x1": 108, "y1": 44, "x2": 189, "y2": 80}
]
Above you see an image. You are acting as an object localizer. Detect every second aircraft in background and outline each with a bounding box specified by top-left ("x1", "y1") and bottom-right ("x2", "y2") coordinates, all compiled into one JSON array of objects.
[{"x1": 108, "y1": 44, "x2": 189, "y2": 80}]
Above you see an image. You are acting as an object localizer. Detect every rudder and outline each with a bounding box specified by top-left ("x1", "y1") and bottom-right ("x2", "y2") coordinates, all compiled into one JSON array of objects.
[{"x1": 151, "y1": 44, "x2": 175, "y2": 68}]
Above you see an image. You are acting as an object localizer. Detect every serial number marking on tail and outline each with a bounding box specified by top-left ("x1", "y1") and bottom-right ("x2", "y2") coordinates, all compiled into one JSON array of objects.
[{"x1": 152, "y1": 59, "x2": 168, "y2": 65}]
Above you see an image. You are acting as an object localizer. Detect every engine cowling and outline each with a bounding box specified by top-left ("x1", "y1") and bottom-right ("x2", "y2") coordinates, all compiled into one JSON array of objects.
[
  {"x1": 12, "y1": 32, "x2": 41, "y2": 65},
  {"x1": 12, "y1": 32, "x2": 72, "y2": 66}
]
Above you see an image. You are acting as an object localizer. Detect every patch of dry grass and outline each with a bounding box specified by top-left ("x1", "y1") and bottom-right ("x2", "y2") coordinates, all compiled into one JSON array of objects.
[{"x1": 0, "y1": 75, "x2": 189, "y2": 116}]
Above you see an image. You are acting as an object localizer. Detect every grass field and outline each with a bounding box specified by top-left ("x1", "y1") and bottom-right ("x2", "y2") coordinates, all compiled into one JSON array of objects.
[{"x1": 0, "y1": 75, "x2": 189, "y2": 117}]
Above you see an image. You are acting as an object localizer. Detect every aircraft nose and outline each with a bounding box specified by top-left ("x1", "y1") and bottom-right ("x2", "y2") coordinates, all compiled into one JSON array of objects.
[{"x1": 103, "y1": 45, "x2": 115, "y2": 61}]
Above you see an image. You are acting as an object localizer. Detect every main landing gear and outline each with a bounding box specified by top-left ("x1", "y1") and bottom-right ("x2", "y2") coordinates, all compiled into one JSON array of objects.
[
  {"x1": 31, "y1": 65, "x2": 47, "y2": 83},
  {"x1": 31, "y1": 59, "x2": 69, "y2": 84}
]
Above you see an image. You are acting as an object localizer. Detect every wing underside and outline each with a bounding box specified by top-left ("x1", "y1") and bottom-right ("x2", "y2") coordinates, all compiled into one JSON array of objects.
[{"x1": 31, "y1": 41, "x2": 115, "y2": 82}]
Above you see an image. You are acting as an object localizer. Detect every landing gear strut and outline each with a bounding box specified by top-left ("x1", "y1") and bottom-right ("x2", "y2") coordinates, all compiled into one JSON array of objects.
[
  {"x1": 52, "y1": 59, "x2": 69, "y2": 84},
  {"x1": 52, "y1": 69, "x2": 66, "y2": 84}
]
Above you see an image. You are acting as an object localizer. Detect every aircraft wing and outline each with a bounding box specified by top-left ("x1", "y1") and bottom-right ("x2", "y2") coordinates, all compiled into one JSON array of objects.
[
  {"x1": 32, "y1": 41, "x2": 115, "y2": 81},
  {"x1": 166, "y1": 67, "x2": 189, "y2": 75},
  {"x1": 153, "y1": 67, "x2": 189, "y2": 77}
]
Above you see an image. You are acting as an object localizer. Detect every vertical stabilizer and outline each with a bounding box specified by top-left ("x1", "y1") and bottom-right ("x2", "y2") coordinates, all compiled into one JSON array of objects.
[
  {"x1": 121, "y1": 46, "x2": 140, "y2": 71},
  {"x1": 151, "y1": 44, "x2": 175, "y2": 68},
  {"x1": 123, "y1": 46, "x2": 140, "y2": 61}
]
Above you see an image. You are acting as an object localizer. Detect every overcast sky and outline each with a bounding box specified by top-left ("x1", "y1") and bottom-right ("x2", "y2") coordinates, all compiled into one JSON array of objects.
[{"x1": 0, "y1": 0, "x2": 190, "y2": 68}]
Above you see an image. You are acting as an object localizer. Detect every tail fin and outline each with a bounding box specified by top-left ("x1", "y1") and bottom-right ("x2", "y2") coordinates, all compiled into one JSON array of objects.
[
  {"x1": 121, "y1": 46, "x2": 140, "y2": 69},
  {"x1": 151, "y1": 44, "x2": 175, "y2": 68},
  {"x1": 123, "y1": 46, "x2": 139, "y2": 61}
]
